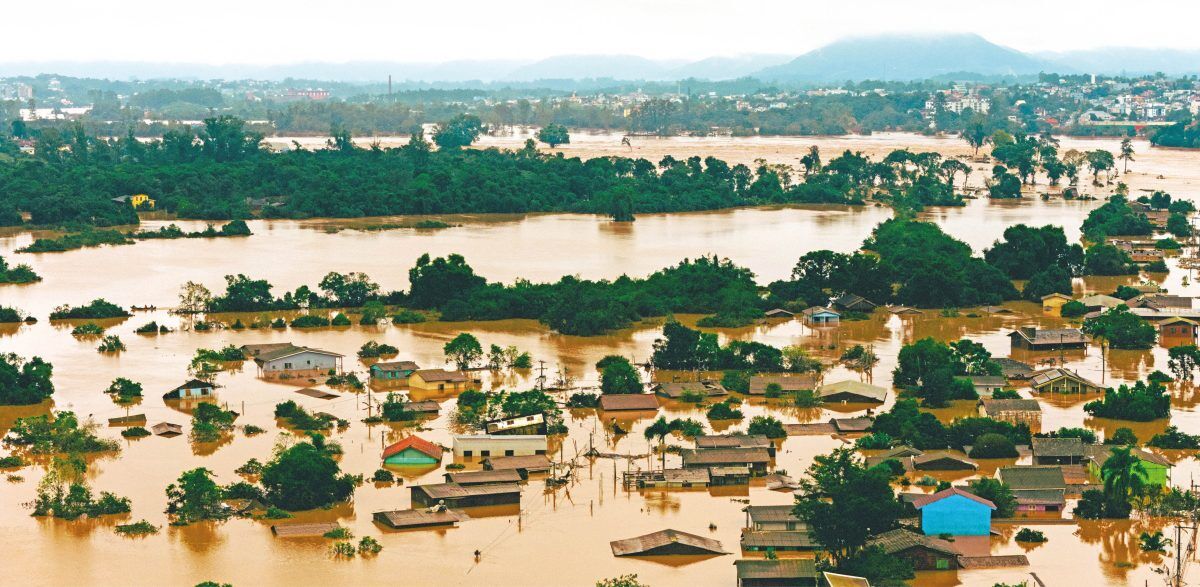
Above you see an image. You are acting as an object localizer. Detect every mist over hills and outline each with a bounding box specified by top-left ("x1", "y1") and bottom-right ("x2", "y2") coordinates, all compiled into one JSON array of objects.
[{"x1": 1, "y1": 34, "x2": 1196, "y2": 84}]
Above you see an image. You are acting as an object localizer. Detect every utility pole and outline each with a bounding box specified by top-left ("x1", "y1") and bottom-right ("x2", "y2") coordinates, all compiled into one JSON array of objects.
[{"x1": 536, "y1": 360, "x2": 547, "y2": 390}]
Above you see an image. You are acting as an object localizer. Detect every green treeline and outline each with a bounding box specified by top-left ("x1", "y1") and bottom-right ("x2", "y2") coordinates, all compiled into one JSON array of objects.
[
  {"x1": 0, "y1": 116, "x2": 973, "y2": 227},
  {"x1": 16, "y1": 220, "x2": 252, "y2": 253}
]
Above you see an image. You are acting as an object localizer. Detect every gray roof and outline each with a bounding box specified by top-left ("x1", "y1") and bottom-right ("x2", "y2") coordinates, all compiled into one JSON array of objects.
[
  {"x1": 610, "y1": 529, "x2": 727, "y2": 556},
  {"x1": 994, "y1": 358, "x2": 1034, "y2": 379},
  {"x1": 734, "y1": 559, "x2": 819, "y2": 580},
  {"x1": 980, "y1": 398, "x2": 1042, "y2": 415},
  {"x1": 445, "y1": 469, "x2": 524, "y2": 485},
  {"x1": 373, "y1": 360, "x2": 420, "y2": 371},
  {"x1": 653, "y1": 381, "x2": 727, "y2": 398},
  {"x1": 1009, "y1": 328, "x2": 1088, "y2": 345},
  {"x1": 414, "y1": 482, "x2": 520, "y2": 500},
  {"x1": 748, "y1": 374, "x2": 819, "y2": 395},
  {"x1": 373, "y1": 509, "x2": 464, "y2": 528},
  {"x1": 1031, "y1": 437, "x2": 1086, "y2": 458},
  {"x1": 745, "y1": 505, "x2": 801, "y2": 524},
  {"x1": 998, "y1": 466, "x2": 1066, "y2": 490},
  {"x1": 740, "y1": 530, "x2": 815, "y2": 549},
  {"x1": 816, "y1": 380, "x2": 888, "y2": 403},
  {"x1": 412, "y1": 369, "x2": 470, "y2": 383},
  {"x1": 254, "y1": 345, "x2": 343, "y2": 363},
  {"x1": 1029, "y1": 368, "x2": 1102, "y2": 390},
  {"x1": 696, "y1": 434, "x2": 772, "y2": 450},
  {"x1": 1011, "y1": 488, "x2": 1066, "y2": 505},
  {"x1": 681, "y1": 448, "x2": 771, "y2": 467},
  {"x1": 482, "y1": 454, "x2": 553, "y2": 472}
]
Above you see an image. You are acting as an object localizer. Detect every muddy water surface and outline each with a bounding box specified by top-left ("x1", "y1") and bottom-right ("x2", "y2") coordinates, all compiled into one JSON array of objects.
[{"x1": 2, "y1": 134, "x2": 1200, "y2": 586}]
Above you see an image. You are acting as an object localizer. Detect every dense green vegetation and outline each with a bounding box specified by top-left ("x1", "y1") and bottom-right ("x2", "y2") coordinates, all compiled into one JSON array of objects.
[
  {"x1": 1082, "y1": 305, "x2": 1156, "y2": 349},
  {"x1": 260, "y1": 435, "x2": 357, "y2": 511},
  {"x1": 1081, "y1": 195, "x2": 1152, "y2": 242},
  {"x1": 6, "y1": 411, "x2": 119, "y2": 453},
  {"x1": 0, "y1": 353, "x2": 54, "y2": 405},
  {"x1": 870, "y1": 399, "x2": 1031, "y2": 450},
  {"x1": 49, "y1": 298, "x2": 130, "y2": 320},
  {"x1": 0, "y1": 255, "x2": 40, "y2": 283},
  {"x1": 892, "y1": 338, "x2": 998, "y2": 407},
  {"x1": 1083, "y1": 380, "x2": 1171, "y2": 421}
]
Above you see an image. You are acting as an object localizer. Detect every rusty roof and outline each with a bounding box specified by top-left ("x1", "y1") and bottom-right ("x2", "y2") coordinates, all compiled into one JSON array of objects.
[
  {"x1": 382, "y1": 435, "x2": 443, "y2": 461},
  {"x1": 598, "y1": 394, "x2": 659, "y2": 411}
]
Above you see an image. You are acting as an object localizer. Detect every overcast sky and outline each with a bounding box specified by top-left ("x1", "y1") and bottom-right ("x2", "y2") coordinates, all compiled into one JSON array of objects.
[{"x1": 9, "y1": 0, "x2": 1199, "y2": 64}]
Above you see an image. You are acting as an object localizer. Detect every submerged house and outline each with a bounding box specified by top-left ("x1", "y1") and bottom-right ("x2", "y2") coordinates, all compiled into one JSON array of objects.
[
  {"x1": 653, "y1": 380, "x2": 728, "y2": 399},
  {"x1": 485, "y1": 413, "x2": 547, "y2": 435},
  {"x1": 966, "y1": 376, "x2": 1007, "y2": 398},
  {"x1": 408, "y1": 369, "x2": 475, "y2": 393},
  {"x1": 1008, "y1": 327, "x2": 1087, "y2": 351},
  {"x1": 1158, "y1": 317, "x2": 1199, "y2": 342},
  {"x1": 744, "y1": 505, "x2": 803, "y2": 532},
  {"x1": 1029, "y1": 368, "x2": 1103, "y2": 395},
  {"x1": 628, "y1": 468, "x2": 711, "y2": 489},
  {"x1": 734, "y1": 560, "x2": 819, "y2": 587},
  {"x1": 452, "y1": 434, "x2": 547, "y2": 458},
  {"x1": 868, "y1": 528, "x2": 961, "y2": 570},
  {"x1": 370, "y1": 360, "x2": 420, "y2": 381},
  {"x1": 802, "y1": 306, "x2": 841, "y2": 326},
  {"x1": 373, "y1": 508, "x2": 465, "y2": 530},
  {"x1": 254, "y1": 346, "x2": 343, "y2": 375},
  {"x1": 681, "y1": 448, "x2": 771, "y2": 476},
  {"x1": 610, "y1": 529, "x2": 727, "y2": 557},
  {"x1": 978, "y1": 398, "x2": 1042, "y2": 428},
  {"x1": 748, "y1": 374, "x2": 819, "y2": 396},
  {"x1": 832, "y1": 294, "x2": 878, "y2": 313},
  {"x1": 1040, "y1": 293, "x2": 1072, "y2": 315},
  {"x1": 1086, "y1": 445, "x2": 1172, "y2": 487},
  {"x1": 444, "y1": 469, "x2": 524, "y2": 486},
  {"x1": 696, "y1": 434, "x2": 775, "y2": 457},
  {"x1": 997, "y1": 466, "x2": 1066, "y2": 513},
  {"x1": 815, "y1": 380, "x2": 887, "y2": 404},
  {"x1": 481, "y1": 454, "x2": 554, "y2": 478},
  {"x1": 599, "y1": 393, "x2": 659, "y2": 411},
  {"x1": 911, "y1": 452, "x2": 977, "y2": 472},
  {"x1": 382, "y1": 436, "x2": 443, "y2": 466},
  {"x1": 911, "y1": 487, "x2": 995, "y2": 536},
  {"x1": 740, "y1": 529, "x2": 817, "y2": 553},
  {"x1": 410, "y1": 482, "x2": 520, "y2": 508},
  {"x1": 993, "y1": 358, "x2": 1034, "y2": 380},
  {"x1": 162, "y1": 379, "x2": 216, "y2": 400},
  {"x1": 1031, "y1": 437, "x2": 1087, "y2": 465}
]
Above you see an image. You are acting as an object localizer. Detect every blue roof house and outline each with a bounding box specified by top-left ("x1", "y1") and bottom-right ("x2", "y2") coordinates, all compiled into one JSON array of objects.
[{"x1": 912, "y1": 487, "x2": 995, "y2": 536}]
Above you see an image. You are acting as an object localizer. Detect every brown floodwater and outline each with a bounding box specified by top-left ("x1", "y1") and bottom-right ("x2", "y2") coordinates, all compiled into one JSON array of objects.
[{"x1": 2, "y1": 133, "x2": 1200, "y2": 586}]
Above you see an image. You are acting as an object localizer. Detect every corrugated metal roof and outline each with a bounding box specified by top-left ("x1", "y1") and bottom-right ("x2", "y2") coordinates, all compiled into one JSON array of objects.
[
  {"x1": 610, "y1": 529, "x2": 727, "y2": 556},
  {"x1": 1031, "y1": 437, "x2": 1086, "y2": 458},
  {"x1": 598, "y1": 394, "x2": 659, "y2": 411},
  {"x1": 734, "y1": 559, "x2": 818, "y2": 580},
  {"x1": 681, "y1": 448, "x2": 771, "y2": 466},
  {"x1": 998, "y1": 466, "x2": 1066, "y2": 490}
]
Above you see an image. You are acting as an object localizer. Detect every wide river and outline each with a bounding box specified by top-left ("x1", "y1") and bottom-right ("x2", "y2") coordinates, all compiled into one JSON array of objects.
[{"x1": 1, "y1": 133, "x2": 1199, "y2": 586}]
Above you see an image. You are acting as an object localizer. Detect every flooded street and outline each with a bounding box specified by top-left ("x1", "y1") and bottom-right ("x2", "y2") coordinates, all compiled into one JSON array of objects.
[{"x1": 3, "y1": 133, "x2": 1200, "y2": 585}]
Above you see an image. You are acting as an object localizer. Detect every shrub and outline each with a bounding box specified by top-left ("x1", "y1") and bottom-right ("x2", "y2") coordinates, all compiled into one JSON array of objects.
[
  {"x1": 372, "y1": 469, "x2": 395, "y2": 483},
  {"x1": 747, "y1": 415, "x2": 786, "y2": 439},
  {"x1": 71, "y1": 322, "x2": 105, "y2": 336},
  {"x1": 290, "y1": 314, "x2": 331, "y2": 328},
  {"x1": 97, "y1": 335, "x2": 125, "y2": 353},
  {"x1": 969, "y1": 433, "x2": 1018, "y2": 458},
  {"x1": 331, "y1": 313, "x2": 352, "y2": 326},
  {"x1": 358, "y1": 536, "x2": 383, "y2": 555},
  {"x1": 855, "y1": 433, "x2": 894, "y2": 450},
  {"x1": 391, "y1": 310, "x2": 426, "y2": 324},
  {"x1": 324, "y1": 527, "x2": 354, "y2": 539},
  {"x1": 705, "y1": 400, "x2": 744, "y2": 421},
  {"x1": 1148, "y1": 426, "x2": 1200, "y2": 449},
  {"x1": 121, "y1": 427, "x2": 150, "y2": 439},
  {"x1": 243, "y1": 424, "x2": 266, "y2": 436},
  {"x1": 115, "y1": 520, "x2": 160, "y2": 536},
  {"x1": 1060, "y1": 300, "x2": 1087, "y2": 318},
  {"x1": 358, "y1": 341, "x2": 399, "y2": 358},
  {"x1": 0, "y1": 456, "x2": 24, "y2": 468},
  {"x1": 50, "y1": 299, "x2": 130, "y2": 320},
  {"x1": 567, "y1": 392, "x2": 599, "y2": 408},
  {"x1": 1015, "y1": 528, "x2": 1047, "y2": 543}
]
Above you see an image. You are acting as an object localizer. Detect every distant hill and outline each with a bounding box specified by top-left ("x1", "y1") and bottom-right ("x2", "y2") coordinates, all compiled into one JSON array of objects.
[
  {"x1": 667, "y1": 54, "x2": 794, "y2": 81},
  {"x1": 754, "y1": 33, "x2": 1052, "y2": 82},
  {"x1": 1040, "y1": 48, "x2": 1200, "y2": 76},
  {"x1": 503, "y1": 55, "x2": 684, "y2": 82}
]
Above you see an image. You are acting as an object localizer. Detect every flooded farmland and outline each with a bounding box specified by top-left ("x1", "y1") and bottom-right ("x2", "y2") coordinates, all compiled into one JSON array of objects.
[{"x1": 3, "y1": 133, "x2": 1200, "y2": 585}]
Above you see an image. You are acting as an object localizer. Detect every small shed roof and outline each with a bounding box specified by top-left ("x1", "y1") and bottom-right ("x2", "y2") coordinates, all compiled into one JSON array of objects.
[
  {"x1": 817, "y1": 380, "x2": 888, "y2": 402},
  {"x1": 382, "y1": 436, "x2": 443, "y2": 461},
  {"x1": 610, "y1": 529, "x2": 727, "y2": 556},
  {"x1": 831, "y1": 417, "x2": 874, "y2": 432},
  {"x1": 108, "y1": 414, "x2": 146, "y2": 426},
  {"x1": 993, "y1": 358, "x2": 1034, "y2": 379},
  {"x1": 373, "y1": 509, "x2": 464, "y2": 529},
  {"x1": 151, "y1": 422, "x2": 183, "y2": 437},
  {"x1": 599, "y1": 394, "x2": 659, "y2": 411},
  {"x1": 295, "y1": 387, "x2": 339, "y2": 400},
  {"x1": 402, "y1": 400, "x2": 441, "y2": 413}
]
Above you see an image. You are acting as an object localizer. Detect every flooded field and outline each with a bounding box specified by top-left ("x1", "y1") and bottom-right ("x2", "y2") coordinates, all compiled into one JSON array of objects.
[{"x1": 2, "y1": 133, "x2": 1200, "y2": 585}]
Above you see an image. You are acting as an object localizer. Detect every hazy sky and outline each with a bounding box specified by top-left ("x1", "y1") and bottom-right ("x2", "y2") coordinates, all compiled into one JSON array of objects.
[{"x1": 9, "y1": 0, "x2": 1199, "y2": 63}]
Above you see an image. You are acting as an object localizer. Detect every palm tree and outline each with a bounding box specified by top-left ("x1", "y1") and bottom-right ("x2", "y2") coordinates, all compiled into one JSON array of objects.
[
  {"x1": 644, "y1": 416, "x2": 672, "y2": 469},
  {"x1": 1100, "y1": 446, "x2": 1148, "y2": 517}
]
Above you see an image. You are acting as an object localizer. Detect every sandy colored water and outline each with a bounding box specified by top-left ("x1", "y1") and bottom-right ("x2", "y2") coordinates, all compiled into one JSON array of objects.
[{"x1": 2, "y1": 133, "x2": 1200, "y2": 586}]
